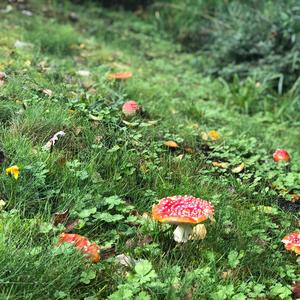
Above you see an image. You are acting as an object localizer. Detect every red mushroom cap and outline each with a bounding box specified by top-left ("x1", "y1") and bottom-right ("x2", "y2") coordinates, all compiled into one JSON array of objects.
[
  {"x1": 58, "y1": 233, "x2": 101, "y2": 263},
  {"x1": 122, "y1": 100, "x2": 140, "y2": 117},
  {"x1": 152, "y1": 195, "x2": 214, "y2": 224},
  {"x1": 273, "y1": 149, "x2": 290, "y2": 162},
  {"x1": 83, "y1": 243, "x2": 101, "y2": 263},
  {"x1": 282, "y1": 232, "x2": 300, "y2": 254},
  {"x1": 108, "y1": 72, "x2": 133, "y2": 80},
  {"x1": 58, "y1": 233, "x2": 78, "y2": 244}
]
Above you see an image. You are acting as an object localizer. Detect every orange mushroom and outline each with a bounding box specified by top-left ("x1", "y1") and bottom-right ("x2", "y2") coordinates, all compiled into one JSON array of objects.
[
  {"x1": 152, "y1": 195, "x2": 214, "y2": 243},
  {"x1": 108, "y1": 72, "x2": 132, "y2": 80},
  {"x1": 273, "y1": 149, "x2": 290, "y2": 162},
  {"x1": 122, "y1": 100, "x2": 140, "y2": 117},
  {"x1": 282, "y1": 232, "x2": 300, "y2": 254},
  {"x1": 58, "y1": 233, "x2": 100, "y2": 263}
]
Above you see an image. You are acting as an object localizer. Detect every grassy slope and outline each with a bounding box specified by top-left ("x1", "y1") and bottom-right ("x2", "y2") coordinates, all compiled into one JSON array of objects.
[{"x1": 0, "y1": 1, "x2": 299, "y2": 299}]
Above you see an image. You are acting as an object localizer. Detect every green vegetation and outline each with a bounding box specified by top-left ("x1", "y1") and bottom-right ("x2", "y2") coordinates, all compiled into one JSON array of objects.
[{"x1": 0, "y1": 1, "x2": 299, "y2": 299}]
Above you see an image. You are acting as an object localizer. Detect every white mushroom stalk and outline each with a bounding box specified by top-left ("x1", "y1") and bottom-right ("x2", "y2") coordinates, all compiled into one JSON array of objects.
[
  {"x1": 152, "y1": 195, "x2": 214, "y2": 243},
  {"x1": 173, "y1": 224, "x2": 193, "y2": 243}
]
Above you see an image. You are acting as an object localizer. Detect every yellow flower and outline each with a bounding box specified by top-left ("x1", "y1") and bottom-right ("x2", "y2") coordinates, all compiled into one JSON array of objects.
[
  {"x1": 207, "y1": 130, "x2": 221, "y2": 141},
  {"x1": 6, "y1": 165, "x2": 20, "y2": 180}
]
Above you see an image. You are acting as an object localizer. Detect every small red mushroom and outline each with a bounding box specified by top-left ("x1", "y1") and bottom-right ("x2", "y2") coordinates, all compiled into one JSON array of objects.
[
  {"x1": 108, "y1": 72, "x2": 132, "y2": 80},
  {"x1": 282, "y1": 232, "x2": 300, "y2": 254},
  {"x1": 152, "y1": 195, "x2": 214, "y2": 243},
  {"x1": 58, "y1": 233, "x2": 100, "y2": 263},
  {"x1": 273, "y1": 149, "x2": 290, "y2": 162},
  {"x1": 83, "y1": 243, "x2": 101, "y2": 263},
  {"x1": 122, "y1": 100, "x2": 140, "y2": 117}
]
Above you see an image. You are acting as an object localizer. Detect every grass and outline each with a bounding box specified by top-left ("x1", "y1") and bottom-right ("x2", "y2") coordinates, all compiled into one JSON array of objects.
[{"x1": 0, "y1": 1, "x2": 299, "y2": 299}]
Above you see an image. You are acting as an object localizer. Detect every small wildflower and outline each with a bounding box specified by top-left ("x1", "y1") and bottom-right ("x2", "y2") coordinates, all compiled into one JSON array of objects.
[
  {"x1": 6, "y1": 165, "x2": 20, "y2": 180},
  {"x1": 207, "y1": 130, "x2": 221, "y2": 141}
]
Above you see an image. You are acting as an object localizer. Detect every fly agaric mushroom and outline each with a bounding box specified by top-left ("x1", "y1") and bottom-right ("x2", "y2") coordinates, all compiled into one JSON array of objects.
[
  {"x1": 108, "y1": 72, "x2": 132, "y2": 80},
  {"x1": 122, "y1": 100, "x2": 140, "y2": 117},
  {"x1": 273, "y1": 149, "x2": 290, "y2": 162},
  {"x1": 282, "y1": 232, "x2": 300, "y2": 254},
  {"x1": 58, "y1": 233, "x2": 100, "y2": 263},
  {"x1": 152, "y1": 195, "x2": 214, "y2": 243}
]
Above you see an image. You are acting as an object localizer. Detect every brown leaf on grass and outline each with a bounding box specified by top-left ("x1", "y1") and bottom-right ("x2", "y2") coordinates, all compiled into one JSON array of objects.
[
  {"x1": 201, "y1": 132, "x2": 208, "y2": 141},
  {"x1": 0, "y1": 72, "x2": 6, "y2": 86},
  {"x1": 292, "y1": 281, "x2": 300, "y2": 299},
  {"x1": 175, "y1": 154, "x2": 184, "y2": 161},
  {"x1": 65, "y1": 219, "x2": 80, "y2": 232},
  {"x1": 56, "y1": 157, "x2": 67, "y2": 166},
  {"x1": 0, "y1": 72, "x2": 6, "y2": 81},
  {"x1": 231, "y1": 163, "x2": 245, "y2": 173},
  {"x1": 101, "y1": 245, "x2": 116, "y2": 259},
  {"x1": 184, "y1": 147, "x2": 194, "y2": 154},
  {"x1": 43, "y1": 131, "x2": 66, "y2": 151},
  {"x1": 88, "y1": 114, "x2": 102, "y2": 121},
  {"x1": 212, "y1": 161, "x2": 229, "y2": 169},
  {"x1": 164, "y1": 140, "x2": 179, "y2": 149},
  {"x1": 125, "y1": 235, "x2": 153, "y2": 248},
  {"x1": 76, "y1": 70, "x2": 90, "y2": 77},
  {"x1": 291, "y1": 194, "x2": 300, "y2": 202},
  {"x1": 81, "y1": 80, "x2": 95, "y2": 90},
  {"x1": 189, "y1": 224, "x2": 207, "y2": 240},
  {"x1": 116, "y1": 254, "x2": 139, "y2": 267},
  {"x1": 42, "y1": 89, "x2": 53, "y2": 97},
  {"x1": 0, "y1": 199, "x2": 6, "y2": 211},
  {"x1": 209, "y1": 215, "x2": 216, "y2": 224},
  {"x1": 53, "y1": 210, "x2": 69, "y2": 226},
  {"x1": 220, "y1": 269, "x2": 233, "y2": 279}
]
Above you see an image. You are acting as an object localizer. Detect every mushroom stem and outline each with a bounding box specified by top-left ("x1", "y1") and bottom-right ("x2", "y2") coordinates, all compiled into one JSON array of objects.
[{"x1": 173, "y1": 224, "x2": 193, "y2": 243}]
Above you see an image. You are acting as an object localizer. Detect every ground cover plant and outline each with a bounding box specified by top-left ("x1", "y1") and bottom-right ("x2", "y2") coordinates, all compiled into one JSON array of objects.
[{"x1": 0, "y1": 0, "x2": 299, "y2": 299}]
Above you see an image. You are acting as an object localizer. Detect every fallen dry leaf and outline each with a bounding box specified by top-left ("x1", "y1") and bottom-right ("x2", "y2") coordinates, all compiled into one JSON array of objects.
[
  {"x1": 15, "y1": 40, "x2": 32, "y2": 49},
  {"x1": 189, "y1": 224, "x2": 207, "y2": 240},
  {"x1": 125, "y1": 235, "x2": 153, "y2": 248},
  {"x1": 220, "y1": 269, "x2": 233, "y2": 279},
  {"x1": 164, "y1": 140, "x2": 179, "y2": 149},
  {"x1": 292, "y1": 281, "x2": 300, "y2": 299},
  {"x1": 88, "y1": 114, "x2": 102, "y2": 121},
  {"x1": 122, "y1": 120, "x2": 139, "y2": 127},
  {"x1": 116, "y1": 254, "x2": 139, "y2": 267},
  {"x1": 212, "y1": 161, "x2": 229, "y2": 169},
  {"x1": 231, "y1": 162, "x2": 245, "y2": 173},
  {"x1": 76, "y1": 70, "x2": 90, "y2": 77},
  {"x1": 24, "y1": 60, "x2": 31, "y2": 67},
  {"x1": 184, "y1": 147, "x2": 194, "y2": 154},
  {"x1": 0, "y1": 199, "x2": 6, "y2": 211},
  {"x1": 65, "y1": 219, "x2": 80, "y2": 232},
  {"x1": 291, "y1": 194, "x2": 300, "y2": 202},
  {"x1": 209, "y1": 215, "x2": 216, "y2": 224},
  {"x1": 53, "y1": 209, "x2": 69, "y2": 226},
  {"x1": 0, "y1": 72, "x2": 6, "y2": 86},
  {"x1": 42, "y1": 89, "x2": 53, "y2": 97},
  {"x1": 43, "y1": 131, "x2": 66, "y2": 151},
  {"x1": 0, "y1": 72, "x2": 6, "y2": 81},
  {"x1": 175, "y1": 154, "x2": 184, "y2": 161},
  {"x1": 201, "y1": 132, "x2": 208, "y2": 141},
  {"x1": 56, "y1": 157, "x2": 67, "y2": 166}
]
